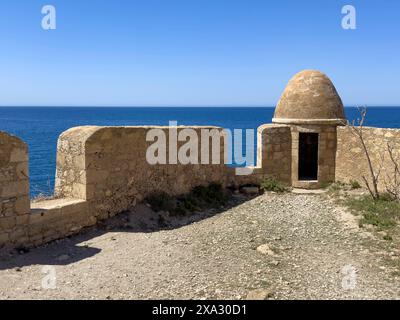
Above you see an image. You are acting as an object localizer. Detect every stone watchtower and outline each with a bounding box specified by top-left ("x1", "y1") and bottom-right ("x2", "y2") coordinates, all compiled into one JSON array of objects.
[{"x1": 272, "y1": 70, "x2": 346, "y2": 189}]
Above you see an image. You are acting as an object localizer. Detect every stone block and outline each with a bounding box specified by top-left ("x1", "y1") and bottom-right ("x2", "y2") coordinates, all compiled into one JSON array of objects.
[
  {"x1": 8, "y1": 227, "x2": 28, "y2": 242},
  {"x1": 15, "y1": 196, "x2": 30, "y2": 215},
  {"x1": 10, "y1": 148, "x2": 28, "y2": 163},
  {"x1": 0, "y1": 216, "x2": 16, "y2": 231},
  {"x1": 1, "y1": 180, "x2": 29, "y2": 198},
  {"x1": 16, "y1": 214, "x2": 29, "y2": 225},
  {"x1": 15, "y1": 162, "x2": 29, "y2": 180},
  {"x1": 0, "y1": 232, "x2": 10, "y2": 245}
]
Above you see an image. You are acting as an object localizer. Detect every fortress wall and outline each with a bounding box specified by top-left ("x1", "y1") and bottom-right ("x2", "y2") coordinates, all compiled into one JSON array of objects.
[
  {"x1": 0, "y1": 132, "x2": 30, "y2": 246},
  {"x1": 258, "y1": 124, "x2": 292, "y2": 183},
  {"x1": 1, "y1": 124, "x2": 296, "y2": 248},
  {"x1": 55, "y1": 126, "x2": 99, "y2": 199},
  {"x1": 55, "y1": 126, "x2": 233, "y2": 220},
  {"x1": 229, "y1": 124, "x2": 292, "y2": 186},
  {"x1": 28, "y1": 198, "x2": 94, "y2": 247},
  {"x1": 336, "y1": 126, "x2": 400, "y2": 190},
  {"x1": 317, "y1": 126, "x2": 338, "y2": 183},
  {"x1": 0, "y1": 132, "x2": 87, "y2": 247}
]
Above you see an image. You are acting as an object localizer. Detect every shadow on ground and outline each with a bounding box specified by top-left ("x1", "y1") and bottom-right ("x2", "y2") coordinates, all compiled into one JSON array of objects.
[{"x1": 0, "y1": 192, "x2": 255, "y2": 270}]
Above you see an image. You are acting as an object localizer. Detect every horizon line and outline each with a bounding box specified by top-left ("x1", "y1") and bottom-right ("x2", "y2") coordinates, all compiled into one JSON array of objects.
[{"x1": 1, "y1": 105, "x2": 400, "y2": 108}]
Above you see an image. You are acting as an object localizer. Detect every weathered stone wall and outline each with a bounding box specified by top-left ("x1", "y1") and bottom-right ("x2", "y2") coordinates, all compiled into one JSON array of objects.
[
  {"x1": 55, "y1": 126, "x2": 232, "y2": 220},
  {"x1": 55, "y1": 126, "x2": 99, "y2": 199},
  {"x1": 258, "y1": 124, "x2": 292, "y2": 183},
  {"x1": 336, "y1": 126, "x2": 400, "y2": 190},
  {"x1": 5, "y1": 124, "x2": 287, "y2": 249},
  {"x1": 28, "y1": 198, "x2": 94, "y2": 247},
  {"x1": 3, "y1": 121, "x2": 373, "y2": 249},
  {"x1": 232, "y1": 124, "x2": 292, "y2": 186},
  {"x1": 55, "y1": 124, "x2": 296, "y2": 212},
  {"x1": 0, "y1": 131, "x2": 99, "y2": 248},
  {"x1": 0, "y1": 132, "x2": 30, "y2": 245}
]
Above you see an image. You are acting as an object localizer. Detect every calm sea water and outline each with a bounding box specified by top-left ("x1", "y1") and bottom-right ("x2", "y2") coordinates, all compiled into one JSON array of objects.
[{"x1": 1, "y1": 106, "x2": 399, "y2": 197}]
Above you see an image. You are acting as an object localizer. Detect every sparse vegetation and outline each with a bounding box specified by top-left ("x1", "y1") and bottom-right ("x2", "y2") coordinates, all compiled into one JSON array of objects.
[
  {"x1": 346, "y1": 194, "x2": 399, "y2": 231},
  {"x1": 343, "y1": 107, "x2": 382, "y2": 200},
  {"x1": 350, "y1": 180, "x2": 361, "y2": 189},
  {"x1": 320, "y1": 181, "x2": 330, "y2": 189},
  {"x1": 145, "y1": 192, "x2": 176, "y2": 212},
  {"x1": 260, "y1": 178, "x2": 288, "y2": 193},
  {"x1": 145, "y1": 183, "x2": 228, "y2": 216},
  {"x1": 384, "y1": 142, "x2": 400, "y2": 201},
  {"x1": 192, "y1": 183, "x2": 227, "y2": 207},
  {"x1": 328, "y1": 181, "x2": 346, "y2": 192},
  {"x1": 325, "y1": 181, "x2": 353, "y2": 196},
  {"x1": 329, "y1": 180, "x2": 361, "y2": 191},
  {"x1": 383, "y1": 234, "x2": 393, "y2": 241},
  {"x1": 343, "y1": 108, "x2": 400, "y2": 202},
  {"x1": 340, "y1": 107, "x2": 400, "y2": 248}
]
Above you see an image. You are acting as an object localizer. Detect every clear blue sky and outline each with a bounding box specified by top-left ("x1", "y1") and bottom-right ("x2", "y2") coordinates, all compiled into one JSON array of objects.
[{"x1": 0, "y1": 0, "x2": 399, "y2": 106}]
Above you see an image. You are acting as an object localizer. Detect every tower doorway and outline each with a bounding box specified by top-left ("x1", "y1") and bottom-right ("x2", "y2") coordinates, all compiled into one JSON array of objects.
[{"x1": 298, "y1": 133, "x2": 318, "y2": 181}]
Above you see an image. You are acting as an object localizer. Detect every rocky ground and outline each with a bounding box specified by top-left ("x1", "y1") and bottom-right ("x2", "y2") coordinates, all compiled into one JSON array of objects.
[{"x1": 0, "y1": 191, "x2": 399, "y2": 300}]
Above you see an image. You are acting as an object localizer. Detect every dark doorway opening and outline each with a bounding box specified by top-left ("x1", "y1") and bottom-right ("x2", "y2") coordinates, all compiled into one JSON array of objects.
[{"x1": 298, "y1": 133, "x2": 319, "y2": 181}]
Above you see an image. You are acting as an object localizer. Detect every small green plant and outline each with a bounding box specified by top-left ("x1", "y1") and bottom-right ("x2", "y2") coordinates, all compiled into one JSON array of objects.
[
  {"x1": 260, "y1": 178, "x2": 288, "y2": 193},
  {"x1": 383, "y1": 234, "x2": 393, "y2": 241},
  {"x1": 145, "y1": 192, "x2": 176, "y2": 212},
  {"x1": 146, "y1": 183, "x2": 227, "y2": 216},
  {"x1": 350, "y1": 180, "x2": 361, "y2": 189},
  {"x1": 192, "y1": 182, "x2": 227, "y2": 207},
  {"x1": 346, "y1": 194, "x2": 399, "y2": 231},
  {"x1": 330, "y1": 181, "x2": 346, "y2": 190},
  {"x1": 320, "y1": 181, "x2": 332, "y2": 189},
  {"x1": 360, "y1": 212, "x2": 396, "y2": 229},
  {"x1": 329, "y1": 183, "x2": 342, "y2": 192},
  {"x1": 327, "y1": 181, "x2": 361, "y2": 197},
  {"x1": 171, "y1": 204, "x2": 188, "y2": 216}
]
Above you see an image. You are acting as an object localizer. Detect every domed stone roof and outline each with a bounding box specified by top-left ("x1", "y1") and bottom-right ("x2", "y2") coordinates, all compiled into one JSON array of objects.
[{"x1": 272, "y1": 70, "x2": 345, "y2": 125}]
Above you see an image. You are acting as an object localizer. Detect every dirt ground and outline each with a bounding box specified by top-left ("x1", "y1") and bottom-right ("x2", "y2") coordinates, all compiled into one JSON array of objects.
[{"x1": 0, "y1": 192, "x2": 399, "y2": 300}]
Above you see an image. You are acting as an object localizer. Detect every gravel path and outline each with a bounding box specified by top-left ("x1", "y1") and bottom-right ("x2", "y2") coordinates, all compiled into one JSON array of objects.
[{"x1": 0, "y1": 192, "x2": 399, "y2": 299}]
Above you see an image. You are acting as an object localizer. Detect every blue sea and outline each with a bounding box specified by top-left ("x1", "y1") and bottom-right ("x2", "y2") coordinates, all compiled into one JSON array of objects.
[{"x1": 1, "y1": 106, "x2": 399, "y2": 197}]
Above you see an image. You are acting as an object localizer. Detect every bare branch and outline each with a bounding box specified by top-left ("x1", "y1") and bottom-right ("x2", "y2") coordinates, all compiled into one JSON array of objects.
[
  {"x1": 385, "y1": 141, "x2": 400, "y2": 200},
  {"x1": 346, "y1": 107, "x2": 380, "y2": 200}
]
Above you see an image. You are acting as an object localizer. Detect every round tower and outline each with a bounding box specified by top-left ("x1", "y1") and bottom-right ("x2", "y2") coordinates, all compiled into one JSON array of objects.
[{"x1": 273, "y1": 70, "x2": 346, "y2": 189}]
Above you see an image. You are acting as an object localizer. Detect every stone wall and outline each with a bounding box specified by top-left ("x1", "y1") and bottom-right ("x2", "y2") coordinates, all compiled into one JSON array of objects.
[
  {"x1": 336, "y1": 126, "x2": 400, "y2": 190},
  {"x1": 231, "y1": 124, "x2": 292, "y2": 187},
  {"x1": 54, "y1": 126, "x2": 99, "y2": 199},
  {"x1": 0, "y1": 132, "x2": 30, "y2": 246},
  {"x1": 257, "y1": 124, "x2": 292, "y2": 183},
  {"x1": 0, "y1": 132, "x2": 92, "y2": 248},
  {"x1": 4, "y1": 121, "x2": 376, "y2": 249},
  {"x1": 54, "y1": 125, "x2": 296, "y2": 215},
  {"x1": 28, "y1": 198, "x2": 94, "y2": 247},
  {"x1": 55, "y1": 126, "x2": 232, "y2": 220}
]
